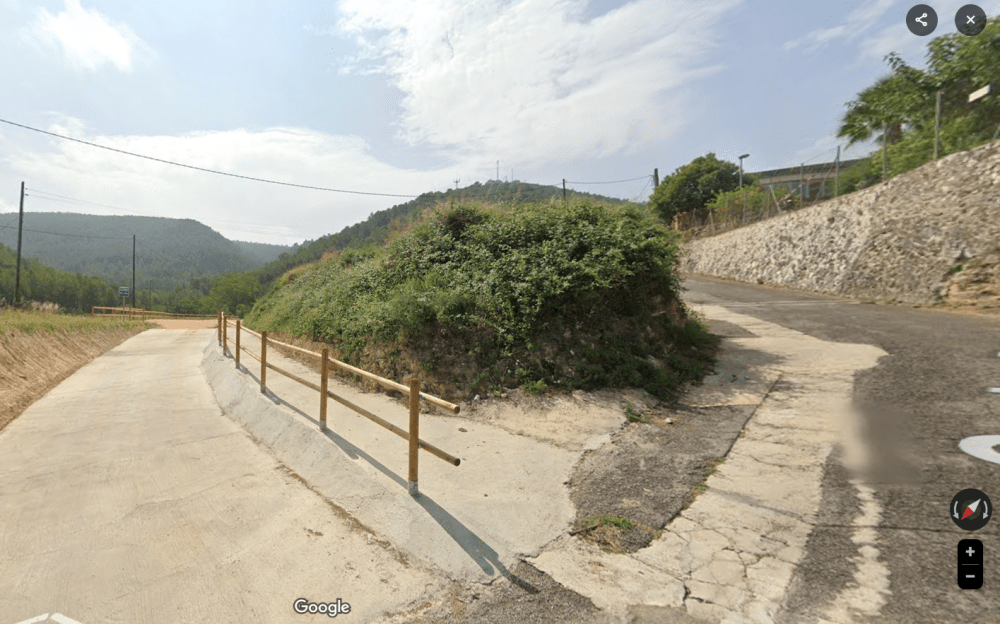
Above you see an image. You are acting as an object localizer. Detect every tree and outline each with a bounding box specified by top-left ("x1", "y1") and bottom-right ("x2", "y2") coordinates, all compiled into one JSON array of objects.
[
  {"x1": 209, "y1": 272, "x2": 262, "y2": 316},
  {"x1": 837, "y1": 56, "x2": 933, "y2": 149},
  {"x1": 648, "y1": 153, "x2": 751, "y2": 222}
]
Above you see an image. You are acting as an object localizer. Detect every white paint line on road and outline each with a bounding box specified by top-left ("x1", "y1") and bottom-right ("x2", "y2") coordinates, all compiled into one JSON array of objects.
[
  {"x1": 989, "y1": 388, "x2": 1000, "y2": 394},
  {"x1": 13, "y1": 615, "x2": 49, "y2": 624},
  {"x1": 820, "y1": 480, "x2": 890, "y2": 622},
  {"x1": 50, "y1": 615, "x2": 83, "y2": 624},
  {"x1": 699, "y1": 300, "x2": 860, "y2": 308},
  {"x1": 959, "y1": 436, "x2": 1000, "y2": 465}
]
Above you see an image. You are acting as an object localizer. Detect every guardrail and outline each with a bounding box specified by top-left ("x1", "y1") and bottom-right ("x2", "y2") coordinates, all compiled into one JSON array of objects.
[
  {"x1": 91, "y1": 306, "x2": 217, "y2": 320},
  {"x1": 218, "y1": 311, "x2": 460, "y2": 495}
]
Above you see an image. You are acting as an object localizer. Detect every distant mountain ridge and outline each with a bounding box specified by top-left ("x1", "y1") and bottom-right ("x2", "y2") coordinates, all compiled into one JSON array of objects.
[{"x1": 0, "y1": 212, "x2": 294, "y2": 292}]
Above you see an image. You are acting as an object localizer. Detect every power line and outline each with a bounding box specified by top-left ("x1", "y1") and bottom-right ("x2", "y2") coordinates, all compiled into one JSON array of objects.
[
  {"x1": 565, "y1": 175, "x2": 650, "y2": 185},
  {"x1": 630, "y1": 176, "x2": 652, "y2": 202},
  {"x1": 0, "y1": 222, "x2": 132, "y2": 240},
  {"x1": 0, "y1": 117, "x2": 420, "y2": 198},
  {"x1": 23, "y1": 187, "x2": 313, "y2": 239}
]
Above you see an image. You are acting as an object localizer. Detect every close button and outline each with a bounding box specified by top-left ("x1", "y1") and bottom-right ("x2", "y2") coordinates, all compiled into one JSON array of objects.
[{"x1": 958, "y1": 539, "x2": 984, "y2": 589}]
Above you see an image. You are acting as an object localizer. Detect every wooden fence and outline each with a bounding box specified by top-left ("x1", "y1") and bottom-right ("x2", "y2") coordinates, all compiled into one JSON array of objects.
[
  {"x1": 92, "y1": 306, "x2": 217, "y2": 320},
  {"x1": 218, "y1": 311, "x2": 460, "y2": 495}
]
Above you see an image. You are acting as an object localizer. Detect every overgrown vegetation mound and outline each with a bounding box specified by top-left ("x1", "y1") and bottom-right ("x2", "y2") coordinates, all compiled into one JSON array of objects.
[{"x1": 247, "y1": 199, "x2": 718, "y2": 401}]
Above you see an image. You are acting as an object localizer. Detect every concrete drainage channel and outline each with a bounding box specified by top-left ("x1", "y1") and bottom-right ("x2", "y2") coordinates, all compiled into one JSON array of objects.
[{"x1": 200, "y1": 307, "x2": 884, "y2": 623}]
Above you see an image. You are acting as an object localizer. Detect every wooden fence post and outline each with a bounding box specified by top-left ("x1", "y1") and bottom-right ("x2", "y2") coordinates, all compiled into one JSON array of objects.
[
  {"x1": 235, "y1": 320, "x2": 241, "y2": 369},
  {"x1": 217, "y1": 310, "x2": 222, "y2": 345},
  {"x1": 408, "y1": 377, "x2": 420, "y2": 496},
  {"x1": 222, "y1": 313, "x2": 228, "y2": 354},
  {"x1": 320, "y1": 348, "x2": 329, "y2": 431},
  {"x1": 260, "y1": 330, "x2": 268, "y2": 394}
]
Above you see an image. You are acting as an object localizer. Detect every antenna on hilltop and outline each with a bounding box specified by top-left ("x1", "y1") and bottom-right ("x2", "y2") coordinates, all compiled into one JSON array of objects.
[{"x1": 454, "y1": 178, "x2": 460, "y2": 190}]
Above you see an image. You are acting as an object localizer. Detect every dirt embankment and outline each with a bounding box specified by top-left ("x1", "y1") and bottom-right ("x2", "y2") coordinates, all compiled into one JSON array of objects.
[{"x1": 0, "y1": 325, "x2": 150, "y2": 432}]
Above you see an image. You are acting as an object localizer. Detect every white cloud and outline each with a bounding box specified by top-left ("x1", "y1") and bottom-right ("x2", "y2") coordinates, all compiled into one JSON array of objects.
[
  {"x1": 26, "y1": 0, "x2": 153, "y2": 73},
  {"x1": 783, "y1": 0, "x2": 896, "y2": 53},
  {"x1": 1, "y1": 117, "x2": 464, "y2": 244},
  {"x1": 331, "y1": 0, "x2": 737, "y2": 168}
]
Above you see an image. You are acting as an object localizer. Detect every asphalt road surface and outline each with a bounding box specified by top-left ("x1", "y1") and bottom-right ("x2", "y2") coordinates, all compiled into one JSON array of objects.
[{"x1": 682, "y1": 276, "x2": 1000, "y2": 624}]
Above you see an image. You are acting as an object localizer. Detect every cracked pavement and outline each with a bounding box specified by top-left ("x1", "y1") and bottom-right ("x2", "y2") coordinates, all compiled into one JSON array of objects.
[{"x1": 529, "y1": 302, "x2": 887, "y2": 623}]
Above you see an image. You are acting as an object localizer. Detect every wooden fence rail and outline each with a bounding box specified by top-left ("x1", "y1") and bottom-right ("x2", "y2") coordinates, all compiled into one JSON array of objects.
[
  {"x1": 92, "y1": 306, "x2": 217, "y2": 320},
  {"x1": 220, "y1": 312, "x2": 459, "y2": 495}
]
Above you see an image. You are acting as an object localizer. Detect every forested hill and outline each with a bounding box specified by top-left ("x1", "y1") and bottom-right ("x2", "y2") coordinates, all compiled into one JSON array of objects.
[
  {"x1": 0, "y1": 213, "x2": 294, "y2": 292},
  {"x1": 251, "y1": 180, "x2": 640, "y2": 287},
  {"x1": 0, "y1": 242, "x2": 120, "y2": 311}
]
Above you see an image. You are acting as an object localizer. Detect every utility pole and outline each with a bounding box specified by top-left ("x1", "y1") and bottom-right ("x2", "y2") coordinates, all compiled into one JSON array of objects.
[
  {"x1": 799, "y1": 164, "x2": 805, "y2": 200},
  {"x1": 14, "y1": 182, "x2": 24, "y2": 306},
  {"x1": 834, "y1": 145, "x2": 840, "y2": 196},
  {"x1": 132, "y1": 235, "x2": 136, "y2": 310},
  {"x1": 934, "y1": 90, "x2": 941, "y2": 159},
  {"x1": 653, "y1": 168, "x2": 659, "y2": 189},
  {"x1": 454, "y1": 178, "x2": 460, "y2": 190},
  {"x1": 562, "y1": 179, "x2": 566, "y2": 200}
]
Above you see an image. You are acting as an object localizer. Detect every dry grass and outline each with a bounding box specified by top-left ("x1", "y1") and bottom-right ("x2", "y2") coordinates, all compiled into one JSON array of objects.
[{"x1": 0, "y1": 308, "x2": 154, "y2": 336}]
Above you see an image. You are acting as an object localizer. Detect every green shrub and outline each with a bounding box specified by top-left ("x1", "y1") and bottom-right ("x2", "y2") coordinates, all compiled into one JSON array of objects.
[{"x1": 246, "y1": 199, "x2": 717, "y2": 400}]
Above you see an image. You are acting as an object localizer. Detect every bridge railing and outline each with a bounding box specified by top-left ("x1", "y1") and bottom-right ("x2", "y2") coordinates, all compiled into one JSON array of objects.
[{"x1": 219, "y1": 311, "x2": 459, "y2": 495}]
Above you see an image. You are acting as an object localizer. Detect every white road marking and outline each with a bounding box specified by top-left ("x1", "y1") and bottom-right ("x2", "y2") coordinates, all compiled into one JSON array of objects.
[
  {"x1": 989, "y1": 388, "x2": 1000, "y2": 394},
  {"x1": 13, "y1": 615, "x2": 49, "y2": 624},
  {"x1": 959, "y1": 436, "x2": 1000, "y2": 465},
  {"x1": 49, "y1": 615, "x2": 83, "y2": 624},
  {"x1": 819, "y1": 480, "x2": 890, "y2": 623},
  {"x1": 708, "y1": 300, "x2": 859, "y2": 307}
]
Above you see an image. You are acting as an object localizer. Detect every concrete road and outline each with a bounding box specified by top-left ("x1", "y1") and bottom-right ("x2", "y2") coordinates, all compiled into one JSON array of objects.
[
  {"x1": 682, "y1": 276, "x2": 1000, "y2": 624},
  {"x1": 0, "y1": 328, "x2": 440, "y2": 624}
]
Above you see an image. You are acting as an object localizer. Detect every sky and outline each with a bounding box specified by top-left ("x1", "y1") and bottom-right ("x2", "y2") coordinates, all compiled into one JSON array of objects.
[{"x1": 0, "y1": 0, "x2": 996, "y2": 245}]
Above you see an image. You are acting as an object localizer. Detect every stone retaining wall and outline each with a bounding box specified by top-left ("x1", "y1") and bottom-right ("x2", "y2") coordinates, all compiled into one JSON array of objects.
[{"x1": 680, "y1": 139, "x2": 1000, "y2": 306}]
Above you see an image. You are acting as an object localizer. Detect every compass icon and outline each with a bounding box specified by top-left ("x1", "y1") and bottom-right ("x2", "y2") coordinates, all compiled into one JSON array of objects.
[{"x1": 951, "y1": 488, "x2": 992, "y2": 531}]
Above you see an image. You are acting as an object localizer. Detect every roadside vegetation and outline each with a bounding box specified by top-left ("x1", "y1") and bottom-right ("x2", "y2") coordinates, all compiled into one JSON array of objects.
[
  {"x1": 0, "y1": 304, "x2": 154, "y2": 335},
  {"x1": 247, "y1": 198, "x2": 719, "y2": 401},
  {"x1": 650, "y1": 16, "x2": 1000, "y2": 231}
]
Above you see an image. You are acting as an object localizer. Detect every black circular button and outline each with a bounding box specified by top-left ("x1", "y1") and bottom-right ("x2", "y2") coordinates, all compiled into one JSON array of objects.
[
  {"x1": 907, "y1": 4, "x2": 939, "y2": 36},
  {"x1": 956, "y1": 5, "x2": 987, "y2": 36},
  {"x1": 951, "y1": 488, "x2": 992, "y2": 531}
]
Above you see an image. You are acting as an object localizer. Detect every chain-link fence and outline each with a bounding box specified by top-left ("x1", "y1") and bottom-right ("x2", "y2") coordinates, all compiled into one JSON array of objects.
[{"x1": 672, "y1": 148, "x2": 875, "y2": 241}]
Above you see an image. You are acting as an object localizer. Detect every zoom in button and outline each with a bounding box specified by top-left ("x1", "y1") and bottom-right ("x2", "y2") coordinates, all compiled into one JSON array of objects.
[{"x1": 959, "y1": 539, "x2": 983, "y2": 590}]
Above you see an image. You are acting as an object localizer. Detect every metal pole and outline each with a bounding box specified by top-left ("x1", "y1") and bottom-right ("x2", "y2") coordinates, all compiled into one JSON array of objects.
[
  {"x1": 14, "y1": 182, "x2": 24, "y2": 306},
  {"x1": 320, "y1": 348, "x2": 329, "y2": 432},
  {"x1": 132, "y1": 235, "x2": 136, "y2": 311},
  {"x1": 562, "y1": 179, "x2": 566, "y2": 200},
  {"x1": 217, "y1": 310, "x2": 222, "y2": 345},
  {"x1": 653, "y1": 168, "x2": 659, "y2": 189},
  {"x1": 835, "y1": 146, "x2": 840, "y2": 196},
  {"x1": 882, "y1": 123, "x2": 887, "y2": 180},
  {"x1": 934, "y1": 90, "x2": 941, "y2": 159},
  {"x1": 739, "y1": 161, "x2": 743, "y2": 189},
  {"x1": 408, "y1": 377, "x2": 420, "y2": 496}
]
